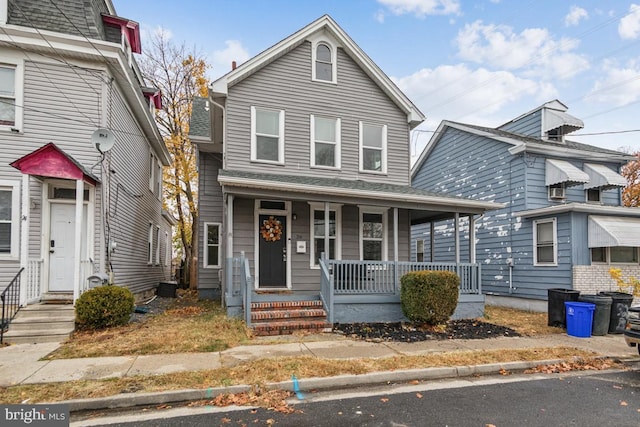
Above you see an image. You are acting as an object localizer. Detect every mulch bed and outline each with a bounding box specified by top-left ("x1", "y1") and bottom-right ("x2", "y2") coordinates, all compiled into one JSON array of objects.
[{"x1": 334, "y1": 320, "x2": 520, "y2": 342}]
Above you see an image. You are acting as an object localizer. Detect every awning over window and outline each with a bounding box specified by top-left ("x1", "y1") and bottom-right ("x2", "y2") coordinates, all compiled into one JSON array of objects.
[
  {"x1": 543, "y1": 109, "x2": 584, "y2": 134},
  {"x1": 584, "y1": 163, "x2": 627, "y2": 190},
  {"x1": 545, "y1": 159, "x2": 590, "y2": 187},
  {"x1": 588, "y1": 216, "x2": 640, "y2": 247}
]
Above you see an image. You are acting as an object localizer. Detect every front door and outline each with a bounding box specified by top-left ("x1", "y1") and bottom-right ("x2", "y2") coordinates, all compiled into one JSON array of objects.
[
  {"x1": 48, "y1": 203, "x2": 76, "y2": 292},
  {"x1": 258, "y1": 214, "x2": 287, "y2": 288}
]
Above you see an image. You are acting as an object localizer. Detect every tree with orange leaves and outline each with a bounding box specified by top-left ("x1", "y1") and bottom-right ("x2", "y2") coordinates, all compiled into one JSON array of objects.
[
  {"x1": 621, "y1": 151, "x2": 640, "y2": 207},
  {"x1": 139, "y1": 29, "x2": 209, "y2": 289}
]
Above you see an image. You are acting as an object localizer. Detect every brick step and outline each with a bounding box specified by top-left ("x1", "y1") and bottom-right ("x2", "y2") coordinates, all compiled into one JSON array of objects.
[
  {"x1": 250, "y1": 300, "x2": 323, "y2": 311},
  {"x1": 251, "y1": 308, "x2": 327, "y2": 322},
  {"x1": 252, "y1": 320, "x2": 332, "y2": 337}
]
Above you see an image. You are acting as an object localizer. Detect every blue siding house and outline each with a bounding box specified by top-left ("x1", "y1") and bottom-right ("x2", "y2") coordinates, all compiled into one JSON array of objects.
[{"x1": 411, "y1": 100, "x2": 638, "y2": 306}]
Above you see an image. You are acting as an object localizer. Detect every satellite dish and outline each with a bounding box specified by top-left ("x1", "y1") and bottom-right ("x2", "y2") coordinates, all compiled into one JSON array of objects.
[{"x1": 91, "y1": 128, "x2": 115, "y2": 153}]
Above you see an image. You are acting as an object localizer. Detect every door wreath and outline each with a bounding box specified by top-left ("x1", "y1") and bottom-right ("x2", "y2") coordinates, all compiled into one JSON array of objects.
[{"x1": 260, "y1": 216, "x2": 282, "y2": 242}]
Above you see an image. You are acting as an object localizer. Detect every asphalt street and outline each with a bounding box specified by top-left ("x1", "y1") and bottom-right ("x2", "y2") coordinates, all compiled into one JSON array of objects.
[{"x1": 73, "y1": 368, "x2": 640, "y2": 427}]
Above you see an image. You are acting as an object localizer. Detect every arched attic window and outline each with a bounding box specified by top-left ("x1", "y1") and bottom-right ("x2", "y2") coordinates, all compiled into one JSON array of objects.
[{"x1": 312, "y1": 41, "x2": 336, "y2": 83}]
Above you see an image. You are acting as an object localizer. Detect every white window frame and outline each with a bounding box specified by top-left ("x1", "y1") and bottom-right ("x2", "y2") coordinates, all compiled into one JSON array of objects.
[
  {"x1": 250, "y1": 106, "x2": 285, "y2": 164},
  {"x1": 154, "y1": 225, "x2": 161, "y2": 265},
  {"x1": 148, "y1": 152, "x2": 155, "y2": 192},
  {"x1": 359, "y1": 206, "x2": 388, "y2": 261},
  {"x1": 0, "y1": 180, "x2": 20, "y2": 259},
  {"x1": 585, "y1": 188, "x2": 601, "y2": 203},
  {"x1": 310, "y1": 37, "x2": 337, "y2": 84},
  {"x1": 0, "y1": 0, "x2": 8, "y2": 25},
  {"x1": 0, "y1": 58, "x2": 24, "y2": 133},
  {"x1": 416, "y1": 239, "x2": 424, "y2": 262},
  {"x1": 359, "y1": 121, "x2": 387, "y2": 174},
  {"x1": 308, "y1": 203, "x2": 342, "y2": 268},
  {"x1": 155, "y1": 159, "x2": 162, "y2": 199},
  {"x1": 310, "y1": 115, "x2": 341, "y2": 169},
  {"x1": 533, "y1": 218, "x2": 557, "y2": 266},
  {"x1": 592, "y1": 247, "x2": 640, "y2": 265},
  {"x1": 203, "y1": 222, "x2": 221, "y2": 268},
  {"x1": 147, "y1": 222, "x2": 153, "y2": 265}
]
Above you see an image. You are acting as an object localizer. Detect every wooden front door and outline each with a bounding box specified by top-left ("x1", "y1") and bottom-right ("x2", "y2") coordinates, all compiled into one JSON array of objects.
[{"x1": 258, "y1": 214, "x2": 287, "y2": 288}]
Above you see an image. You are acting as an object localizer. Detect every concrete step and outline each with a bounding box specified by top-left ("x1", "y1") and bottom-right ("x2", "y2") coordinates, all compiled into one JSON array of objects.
[
  {"x1": 9, "y1": 317, "x2": 75, "y2": 332},
  {"x1": 2, "y1": 328, "x2": 73, "y2": 344},
  {"x1": 2, "y1": 304, "x2": 75, "y2": 344}
]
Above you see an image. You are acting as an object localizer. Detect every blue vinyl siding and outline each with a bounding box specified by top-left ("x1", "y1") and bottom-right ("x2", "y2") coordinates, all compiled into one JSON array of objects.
[{"x1": 498, "y1": 109, "x2": 541, "y2": 137}]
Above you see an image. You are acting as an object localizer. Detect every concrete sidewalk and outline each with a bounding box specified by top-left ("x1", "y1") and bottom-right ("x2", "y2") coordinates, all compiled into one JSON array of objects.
[{"x1": 0, "y1": 333, "x2": 637, "y2": 388}]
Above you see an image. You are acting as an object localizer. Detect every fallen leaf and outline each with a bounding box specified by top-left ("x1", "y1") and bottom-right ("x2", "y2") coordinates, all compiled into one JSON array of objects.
[
  {"x1": 621, "y1": 401, "x2": 628, "y2": 406},
  {"x1": 499, "y1": 368, "x2": 511, "y2": 376},
  {"x1": 220, "y1": 418, "x2": 231, "y2": 424},
  {"x1": 416, "y1": 393, "x2": 423, "y2": 399},
  {"x1": 380, "y1": 398, "x2": 389, "y2": 403},
  {"x1": 410, "y1": 380, "x2": 420, "y2": 385},
  {"x1": 613, "y1": 385, "x2": 623, "y2": 389}
]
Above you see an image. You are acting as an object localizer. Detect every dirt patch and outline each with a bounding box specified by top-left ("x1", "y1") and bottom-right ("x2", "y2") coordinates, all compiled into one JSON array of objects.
[{"x1": 334, "y1": 320, "x2": 520, "y2": 342}]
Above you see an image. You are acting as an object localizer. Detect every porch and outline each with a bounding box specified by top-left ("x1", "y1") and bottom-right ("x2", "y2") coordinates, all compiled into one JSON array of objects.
[{"x1": 226, "y1": 254, "x2": 484, "y2": 332}]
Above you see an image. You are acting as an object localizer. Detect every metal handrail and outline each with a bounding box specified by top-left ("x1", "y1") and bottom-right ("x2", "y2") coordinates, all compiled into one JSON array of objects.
[{"x1": 1, "y1": 268, "x2": 25, "y2": 344}]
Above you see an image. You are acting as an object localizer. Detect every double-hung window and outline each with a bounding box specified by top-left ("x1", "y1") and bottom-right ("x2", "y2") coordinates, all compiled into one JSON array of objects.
[
  {"x1": 251, "y1": 106, "x2": 284, "y2": 164},
  {"x1": 359, "y1": 122, "x2": 387, "y2": 173},
  {"x1": 204, "y1": 223, "x2": 221, "y2": 268},
  {"x1": 360, "y1": 208, "x2": 387, "y2": 261},
  {"x1": 0, "y1": 62, "x2": 23, "y2": 131},
  {"x1": 154, "y1": 226, "x2": 161, "y2": 265},
  {"x1": 310, "y1": 115, "x2": 340, "y2": 168},
  {"x1": 309, "y1": 203, "x2": 341, "y2": 267},
  {"x1": 147, "y1": 222, "x2": 153, "y2": 264},
  {"x1": 0, "y1": 181, "x2": 20, "y2": 258},
  {"x1": 533, "y1": 218, "x2": 557, "y2": 265}
]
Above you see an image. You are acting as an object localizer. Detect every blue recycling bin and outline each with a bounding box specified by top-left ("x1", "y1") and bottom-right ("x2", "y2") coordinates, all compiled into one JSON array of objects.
[{"x1": 565, "y1": 301, "x2": 595, "y2": 338}]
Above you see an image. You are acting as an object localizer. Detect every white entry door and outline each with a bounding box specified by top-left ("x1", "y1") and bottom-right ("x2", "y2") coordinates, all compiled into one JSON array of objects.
[{"x1": 49, "y1": 203, "x2": 76, "y2": 292}]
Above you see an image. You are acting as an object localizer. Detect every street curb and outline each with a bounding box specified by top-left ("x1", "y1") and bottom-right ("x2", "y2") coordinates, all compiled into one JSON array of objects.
[{"x1": 64, "y1": 358, "x2": 567, "y2": 412}]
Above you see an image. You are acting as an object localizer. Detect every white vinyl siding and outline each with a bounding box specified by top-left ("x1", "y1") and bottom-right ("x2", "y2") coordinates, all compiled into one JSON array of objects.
[
  {"x1": 310, "y1": 115, "x2": 340, "y2": 168},
  {"x1": 251, "y1": 106, "x2": 284, "y2": 164},
  {"x1": 359, "y1": 122, "x2": 387, "y2": 174},
  {"x1": 204, "y1": 222, "x2": 221, "y2": 268},
  {"x1": 0, "y1": 181, "x2": 19, "y2": 259},
  {"x1": 534, "y1": 218, "x2": 557, "y2": 266}
]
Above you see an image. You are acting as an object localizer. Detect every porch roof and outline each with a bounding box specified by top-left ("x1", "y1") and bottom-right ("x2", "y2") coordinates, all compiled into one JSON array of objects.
[{"x1": 218, "y1": 170, "x2": 503, "y2": 223}]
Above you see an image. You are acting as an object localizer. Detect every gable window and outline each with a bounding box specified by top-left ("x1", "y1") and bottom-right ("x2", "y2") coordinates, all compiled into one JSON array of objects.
[
  {"x1": 0, "y1": 181, "x2": 19, "y2": 258},
  {"x1": 586, "y1": 188, "x2": 601, "y2": 203},
  {"x1": 360, "y1": 208, "x2": 387, "y2": 261},
  {"x1": 251, "y1": 106, "x2": 284, "y2": 164},
  {"x1": 309, "y1": 203, "x2": 341, "y2": 267},
  {"x1": 533, "y1": 218, "x2": 557, "y2": 265},
  {"x1": 311, "y1": 39, "x2": 337, "y2": 83},
  {"x1": 204, "y1": 223, "x2": 221, "y2": 268},
  {"x1": 359, "y1": 122, "x2": 387, "y2": 173},
  {"x1": 0, "y1": 62, "x2": 23, "y2": 131},
  {"x1": 147, "y1": 222, "x2": 153, "y2": 264},
  {"x1": 310, "y1": 115, "x2": 340, "y2": 168}
]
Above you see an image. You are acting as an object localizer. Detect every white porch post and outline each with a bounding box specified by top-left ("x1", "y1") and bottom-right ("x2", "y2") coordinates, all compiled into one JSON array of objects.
[
  {"x1": 324, "y1": 202, "x2": 330, "y2": 259},
  {"x1": 429, "y1": 221, "x2": 435, "y2": 262},
  {"x1": 73, "y1": 179, "x2": 84, "y2": 302},
  {"x1": 454, "y1": 212, "x2": 460, "y2": 264},
  {"x1": 226, "y1": 194, "x2": 234, "y2": 259},
  {"x1": 469, "y1": 215, "x2": 476, "y2": 264},
  {"x1": 19, "y1": 174, "x2": 29, "y2": 306},
  {"x1": 393, "y1": 208, "x2": 398, "y2": 262}
]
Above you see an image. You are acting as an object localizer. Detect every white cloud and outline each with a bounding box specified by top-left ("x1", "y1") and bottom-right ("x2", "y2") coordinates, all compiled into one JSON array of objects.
[
  {"x1": 564, "y1": 6, "x2": 588, "y2": 26},
  {"x1": 455, "y1": 20, "x2": 589, "y2": 79},
  {"x1": 619, "y1": 3, "x2": 640, "y2": 39},
  {"x1": 586, "y1": 60, "x2": 640, "y2": 106},
  {"x1": 210, "y1": 40, "x2": 250, "y2": 79},
  {"x1": 377, "y1": 0, "x2": 461, "y2": 17},
  {"x1": 374, "y1": 10, "x2": 386, "y2": 23}
]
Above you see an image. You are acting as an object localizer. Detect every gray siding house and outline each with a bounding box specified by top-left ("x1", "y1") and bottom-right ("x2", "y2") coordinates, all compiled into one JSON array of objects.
[
  {"x1": 190, "y1": 15, "x2": 501, "y2": 334},
  {"x1": 0, "y1": 0, "x2": 173, "y2": 326},
  {"x1": 411, "y1": 100, "x2": 638, "y2": 307}
]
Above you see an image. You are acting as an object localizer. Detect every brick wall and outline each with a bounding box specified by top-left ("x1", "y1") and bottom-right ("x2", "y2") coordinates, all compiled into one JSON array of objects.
[{"x1": 573, "y1": 265, "x2": 640, "y2": 304}]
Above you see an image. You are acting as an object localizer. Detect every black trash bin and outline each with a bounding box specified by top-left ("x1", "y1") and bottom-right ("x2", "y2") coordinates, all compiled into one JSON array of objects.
[
  {"x1": 599, "y1": 291, "x2": 634, "y2": 334},
  {"x1": 578, "y1": 294, "x2": 612, "y2": 336},
  {"x1": 548, "y1": 288, "x2": 580, "y2": 327}
]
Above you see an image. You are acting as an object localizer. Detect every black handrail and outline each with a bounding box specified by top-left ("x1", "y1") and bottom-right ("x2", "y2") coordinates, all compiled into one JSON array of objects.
[{"x1": 1, "y1": 268, "x2": 24, "y2": 344}]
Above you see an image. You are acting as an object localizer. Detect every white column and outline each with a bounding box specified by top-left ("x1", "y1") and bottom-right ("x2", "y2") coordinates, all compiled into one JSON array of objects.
[
  {"x1": 469, "y1": 215, "x2": 476, "y2": 264},
  {"x1": 19, "y1": 174, "x2": 29, "y2": 306},
  {"x1": 226, "y1": 194, "x2": 234, "y2": 259},
  {"x1": 429, "y1": 221, "x2": 435, "y2": 262},
  {"x1": 393, "y1": 208, "x2": 398, "y2": 262},
  {"x1": 73, "y1": 180, "x2": 84, "y2": 302},
  {"x1": 454, "y1": 212, "x2": 460, "y2": 264},
  {"x1": 324, "y1": 202, "x2": 330, "y2": 259}
]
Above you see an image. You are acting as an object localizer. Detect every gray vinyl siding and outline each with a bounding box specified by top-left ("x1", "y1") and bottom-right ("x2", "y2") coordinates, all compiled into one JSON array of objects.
[
  {"x1": 224, "y1": 41, "x2": 411, "y2": 186},
  {"x1": 106, "y1": 85, "x2": 170, "y2": 294},
  {"x1": 198, "y1": 153, "x2": 223, "y2": 292},
  {"x1": 498, "y1": 109, "x2": 541, "y2": 137}
]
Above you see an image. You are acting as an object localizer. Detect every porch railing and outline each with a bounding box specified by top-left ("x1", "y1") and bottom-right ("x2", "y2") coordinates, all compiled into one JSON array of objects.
[
  {"x1": 327, "y1": 260, "x2": 481, "y2": 295},
  {"x1": 26, "y1": 259, "x2": 43, "y2": 303},
  {"x1": 319, "y1": 255, "x2": 334, "y2": 324},
  {"x1": 1, "y1": 268, "x2": 24, "y2": 344},
  {"x1": 241, "y1": 255, "x2": 253, "y2": 326}
]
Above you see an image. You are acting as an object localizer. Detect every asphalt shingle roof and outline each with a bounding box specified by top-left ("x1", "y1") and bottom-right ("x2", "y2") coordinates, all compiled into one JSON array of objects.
[{"x1": 188, "y1": 97, "x2": 211, "y2": 139}]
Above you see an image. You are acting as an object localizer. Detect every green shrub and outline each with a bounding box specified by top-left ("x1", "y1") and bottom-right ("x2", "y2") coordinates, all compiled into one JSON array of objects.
[
  {"x1": 400, "y1": 270, "x2": 460, "y2": 324},
  {"x1": 75, "y1": 285, "x2": 135, "y2": 329}
]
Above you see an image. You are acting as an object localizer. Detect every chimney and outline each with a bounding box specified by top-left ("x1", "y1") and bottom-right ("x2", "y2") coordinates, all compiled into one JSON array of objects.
[{"x1": 232, "y1": 61, "x2": 237, "y2": 70}]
